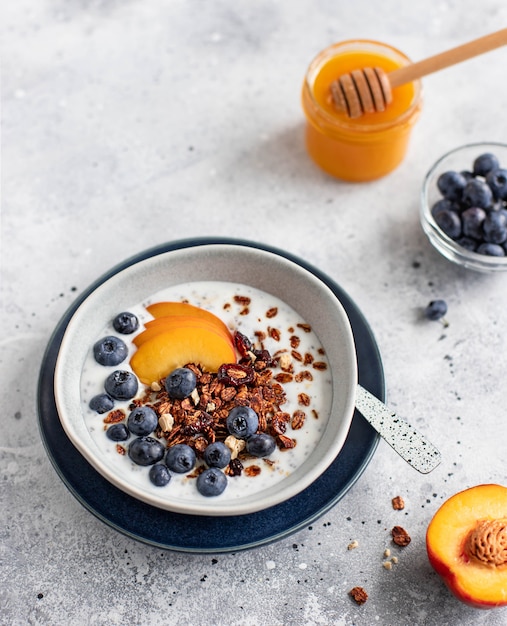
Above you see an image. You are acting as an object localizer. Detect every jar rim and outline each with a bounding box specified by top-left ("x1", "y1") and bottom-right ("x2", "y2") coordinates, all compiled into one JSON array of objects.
[{"x1": 303, "y1": 39, "x2": 422, "y2": 136}]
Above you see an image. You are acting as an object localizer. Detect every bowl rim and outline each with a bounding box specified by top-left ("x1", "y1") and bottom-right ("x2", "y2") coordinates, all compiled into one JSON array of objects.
[
  {"x1": 53, "y1": 243, "x2": 358, "y2": 516},
  {"x1": 420, "y1": 141, "x2": 507, "y2": 272}
]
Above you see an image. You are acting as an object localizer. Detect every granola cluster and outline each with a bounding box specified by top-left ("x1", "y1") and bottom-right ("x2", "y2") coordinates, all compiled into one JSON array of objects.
[{"x1": 121, "y1": 328, "x2": 321, "y2": 477}]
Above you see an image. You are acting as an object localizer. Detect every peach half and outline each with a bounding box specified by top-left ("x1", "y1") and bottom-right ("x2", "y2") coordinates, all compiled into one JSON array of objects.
[
  {"x1": 146, "y1": 301, "x2": 232, "y2": 338},
  {"x1": 426, "y1": 484, "x2": 507, "y2": 609},
  {"x1": 130, "y1": 324, "x2": 236, "y2": 385},
  {"x1": 133, "y1": 315, "x2": 234, "y2": 348}
]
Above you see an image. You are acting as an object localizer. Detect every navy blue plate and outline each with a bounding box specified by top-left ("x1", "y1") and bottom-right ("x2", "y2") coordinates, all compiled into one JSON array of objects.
[{"x1": 37, "y1": 238, "x2": 383, "y2": 553}]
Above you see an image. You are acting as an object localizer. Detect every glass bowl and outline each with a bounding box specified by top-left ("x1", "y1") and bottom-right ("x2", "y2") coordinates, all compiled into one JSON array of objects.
[{"x1": 420, "y1": 142, "x2": 507, "y2": 272}]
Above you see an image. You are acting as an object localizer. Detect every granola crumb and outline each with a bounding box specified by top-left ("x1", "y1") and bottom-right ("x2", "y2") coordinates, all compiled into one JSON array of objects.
[
  {"x1": 391, "y1": 556, "x2": 399, "y2": 564},
  {"x1": 349, "y1": 586, "x2": 368, "y2": 605},
  {"x1": 392, "y1": 525, "x2": 411, "y2": 547},
  {"x1": 382, "y1": 561, "x2": 393, "y2": 570},
  {"x1": 392, "y1": 495, "x2": 405, "y2": 510},
  {"x1": 347, "y1": 540, "x2": 359, "y2": 550},
  {"x1": 383, "y1": 548, "x2": 391, "y2": 558}
]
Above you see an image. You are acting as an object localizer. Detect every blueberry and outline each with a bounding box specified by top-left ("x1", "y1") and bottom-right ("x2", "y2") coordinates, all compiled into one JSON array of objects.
[
  {"x1": 149, "y1": 463, "x2": 171, "y2": 487},
  {"x1": 461, "y1": 207, "x2": 486, "y2": 240},
  {"x1": 226, "y1": 406, "x2": 259, "y2": 439},
  {"x1": 93, "y1": 336, "x2": 128, "y2": 366},
  {"x1": 430, "y1": 198, "x2": 454, "y2": 220},
  {"x1": 455, "y1": 236, "x2": 477, "y2": 252},
  {"x1": 203, "y1": 442, "x2": 231, "y2": 469},
  {"x1": 106, "y1": 423, "x2": 130, "y2": 442},
  {"x1": 196, "y1": 467, "x2": 227, "y2": 497},
  {"x1": 128, "y1": 436, "x2": 165, "y2": 466},
  {"x1": 486, "y1": 168, "x2": 507, "y2": 201},
  {"x1": 434, "y1": 208, "x2": 461, "y2": 239},
  {"x1": 104, "y1": 370, "x2": 139, "y2": 400},
  {"x1": 246, "y1": 433, "x2": 276, "y2": 458},
  {"x1": 165, "y1": 367, "x2": 197, "y2": 399},
  {"x1": 424, "y1": 300, "x2": 448, "y2": 321},
  {"x1": 462, "y1": 179, "x2": 493, "y2": 209},
  {"x1": 477, "y1": 243, "x2": 505, "y2": 257},
  {"x1": 89, "y1": 393, "x2": 114, "y2": 414},
  {"x1": 127, "y1": 406, "x2": 158, "y2": 436},
  {"x1": 165, "y1": 444, "x2": 196, "y2": 473},
  {"x1": 483, "y1": 211, "x2": 507, "y2": 244},
  {"x1": 473, "y1": 152, "x2": 500, "y2": 177},
  {"x1": 113, "y1": 311, "x2": 139, "y2": 335},
  {"x1": 436, "y1": 170, "x2": 467, "y2": 202}
]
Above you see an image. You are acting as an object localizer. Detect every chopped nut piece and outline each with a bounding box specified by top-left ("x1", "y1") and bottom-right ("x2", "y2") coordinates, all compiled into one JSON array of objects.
[
  {"x1": 224, "y1": 435, "x2": 246, "y2": 460},
  {"x1": 392, "y1": 525, "x2": 411, "y2": 547},
  {"x1": 150, "y1": 381, "x2": 162, "y2": 392},
  {"x1": 349, "y1": 586, "x2": 368, "y2": 605},
  {"x1": 278, "y1": 352, "x2": 292, "y2": 370},
  {"x1": 382, "y1": 561, "x2": 393, "y2": 570},
  {"x1": 347, "y1": 540, "x2": 359, "y2": 550},
  {"x1": 190, "y1": 388, "x2": 200, "y2": 405},
  {"x1": 384, "y1": 548, "x2": 391, "y2": 558},
  {"x1": 391, "y1": 556, "x2": 398, "y2": 564},
  {"x1": 159, "y1": 413, "x2": 174, "y2": 432},
  {"x1": 392, "y1": 495, "x2": 405, "y2": 510},
  {"x1": 116, "y1": 444, "x2": 126, "y2": 455}
]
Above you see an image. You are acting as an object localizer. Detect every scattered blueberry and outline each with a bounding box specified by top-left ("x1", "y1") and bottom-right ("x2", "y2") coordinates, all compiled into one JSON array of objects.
[
  {"x1": 203, "y1": 442, "x2": 231, "y2": 469},
  {"x1": 165, "y1": 444, "x2": 196, "y2": 473},
  {"x1": 462, "y1": 179, "x2": 493, "y2": 209},
  {"x1": 89, "y1": 393, "x2": 114, "y2": 414},
  {"x1": 477, "y1": 242, "x2": 505, "y2": 256},
  {"x1": 226, "y1": 406, "x2": 259, "y2": 439},
  {"x1": 196, "y1": 467, "x2": 227, "y2": 497},
  {"x1": 113, "y1": 311, "x2": 139, "y2": 335},
  {"x1": 128, "y1": 436, "x2": 165, "y2": 466},
  {"x1": 106, "y1": 423, "x2": 130, "y2": 442},
  {"x1": 104, "y1": 370, "x2": 139, "y2": 400},
  {"x1": 473, "y1": 152, "x2": 499, "y2": 177},
  {"x1": 127, "y1": 406, "x2": 158, "y2": 436},
  {"x1": 486, "y1": 168, "x2": 507, "y2": 201},
  {"x1": 93, "y1": 336, "x2": 128, "y2": 366},
  {"x1": 424, "y1": 300, "x2": 448, "y2": 322},
  {"x1": 165, "y1": 367, "x2": 197, "y2": 399},
  {"x1": 149, "y1": 463, "x2": 172, "y2": 487},
  {"x1": 434, "y1": 209, "x2": 461, "y2": 239},
  {"x1": 437, "y1": 170, "x2": 467, "y2": 202},
  {"x1": 246, "y1": 433, "x2": 277, "y2": 458}
]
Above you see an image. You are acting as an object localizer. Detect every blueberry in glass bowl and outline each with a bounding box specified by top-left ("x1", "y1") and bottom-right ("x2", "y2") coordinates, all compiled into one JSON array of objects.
[{"x1": 420, "y1": 142, "x2": 507, "y2": 272}]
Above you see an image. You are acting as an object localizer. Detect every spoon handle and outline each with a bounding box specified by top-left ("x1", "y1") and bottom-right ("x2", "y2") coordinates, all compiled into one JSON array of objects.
[
  {"x1": 389, "y1": 28, "x2": 507, "y2": 88},
  {"x1": 355, "y1": 385, "x2": 441, "y2": 474}
]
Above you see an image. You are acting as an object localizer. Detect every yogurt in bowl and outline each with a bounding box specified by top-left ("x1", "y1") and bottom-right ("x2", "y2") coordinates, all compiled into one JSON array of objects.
[{"x1": 55, "y1": 244, "x2": 357, "y2": 516}]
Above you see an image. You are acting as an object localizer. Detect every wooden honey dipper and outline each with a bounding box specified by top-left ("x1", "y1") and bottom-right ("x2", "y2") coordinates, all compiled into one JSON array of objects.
[{"x1": 330, "y1": 29, "x2": 507, "y2": 119}]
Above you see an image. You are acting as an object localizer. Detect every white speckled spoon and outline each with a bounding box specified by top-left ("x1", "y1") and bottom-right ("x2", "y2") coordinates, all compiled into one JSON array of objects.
[{"x1": 355, "y1": 385, "x2": 441, "y2": 474}]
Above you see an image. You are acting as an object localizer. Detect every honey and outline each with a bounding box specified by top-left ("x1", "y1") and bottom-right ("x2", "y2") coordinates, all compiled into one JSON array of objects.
[{"x1": 302, "y1": 40, "x2": 422, "y2": 182}]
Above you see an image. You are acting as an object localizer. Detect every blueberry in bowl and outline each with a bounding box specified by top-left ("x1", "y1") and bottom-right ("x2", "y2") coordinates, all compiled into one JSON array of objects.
[{"x1": 420, "y1": 142, "x2": 507, "y2": 272}]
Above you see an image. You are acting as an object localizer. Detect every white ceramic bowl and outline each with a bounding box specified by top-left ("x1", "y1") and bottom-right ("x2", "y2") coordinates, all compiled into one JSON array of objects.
[
  {"x1": 420, "y1": 142, "x2": 507, "y2": 272},
  {"x1": 54, "y1": 244, "x2": 357, "y2": 516}
]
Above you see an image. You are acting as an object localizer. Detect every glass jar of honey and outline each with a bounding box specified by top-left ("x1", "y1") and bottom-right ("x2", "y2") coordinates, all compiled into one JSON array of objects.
[{"x1": 301, "y1": 40, "x2": 422, "y2": 182}]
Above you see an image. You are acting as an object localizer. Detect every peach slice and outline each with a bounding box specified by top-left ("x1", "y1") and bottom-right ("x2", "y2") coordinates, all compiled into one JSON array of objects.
[
  {"x1": 146, "y1": 302, "x2": 232, "y2": 338},
  {"x1": 130, "y1": 325, "x2": 236, "y2": 385},
  {"x1": 134, "y1": 316, "x2": 234, "y2": 348},
  {"x1": 426, "y1": 484, "x2": 507, "y2": 609}
]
